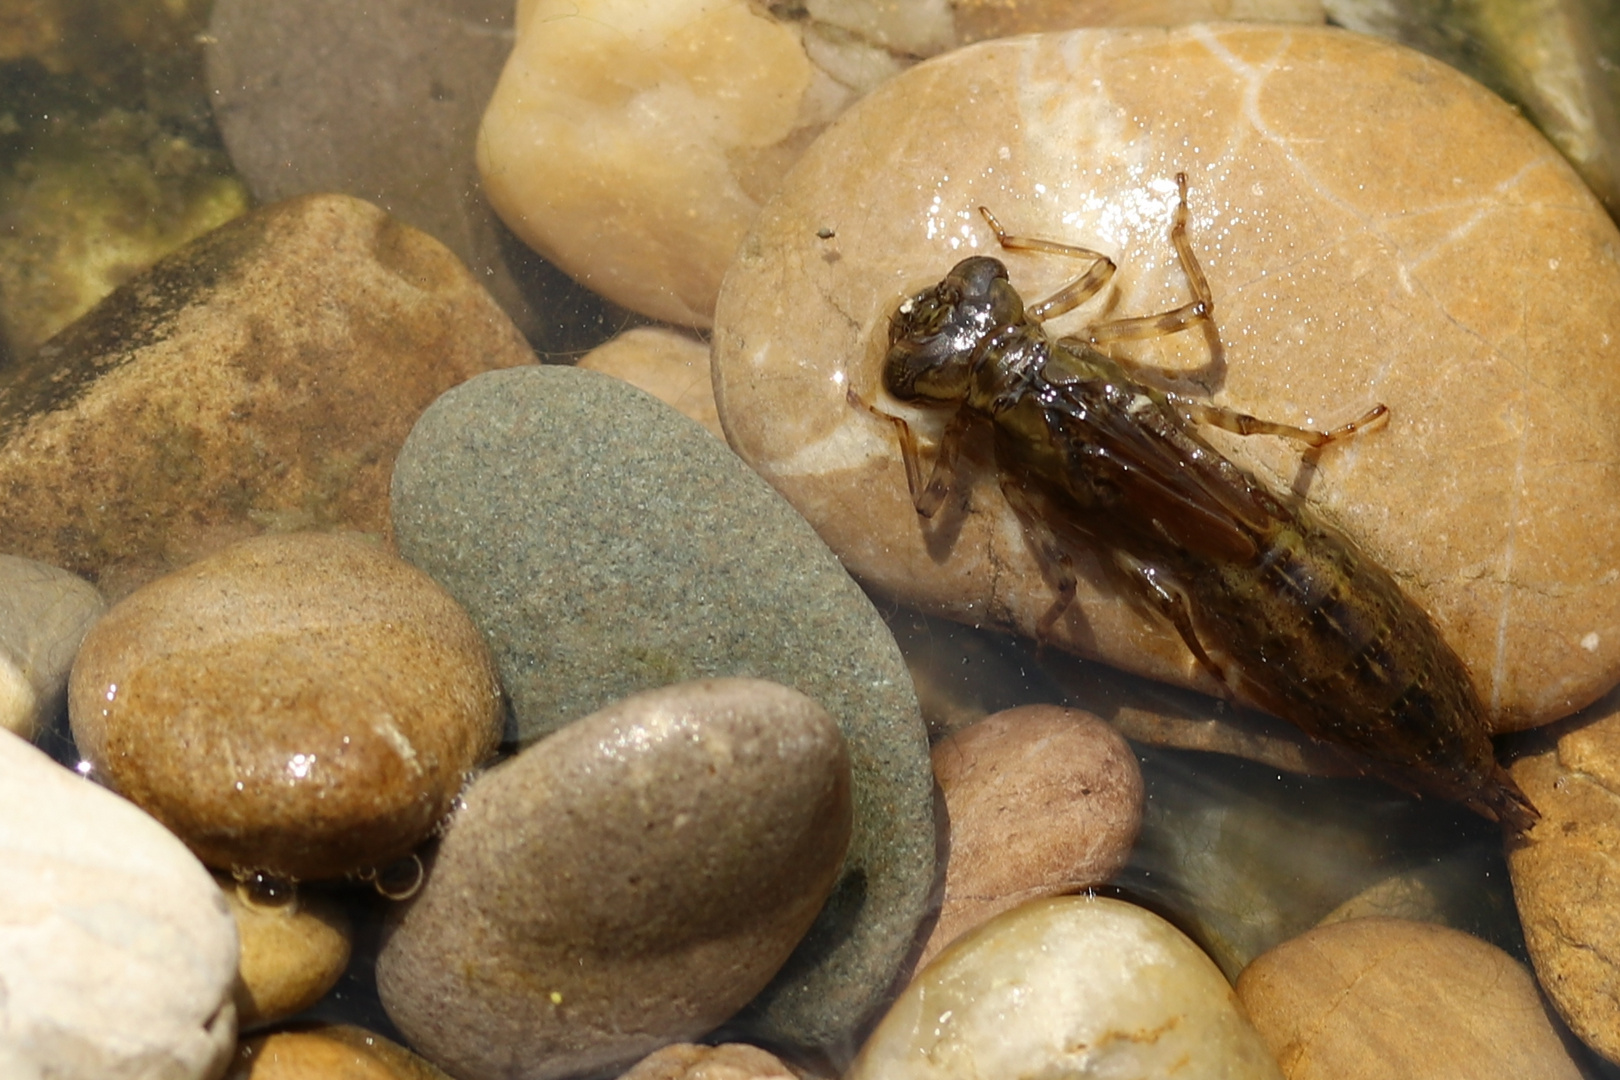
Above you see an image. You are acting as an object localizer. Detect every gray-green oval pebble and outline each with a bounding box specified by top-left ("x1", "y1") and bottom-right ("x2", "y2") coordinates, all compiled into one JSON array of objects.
[{"x1": 388, "y1": 364, "x2": 935, "y2": 1054}]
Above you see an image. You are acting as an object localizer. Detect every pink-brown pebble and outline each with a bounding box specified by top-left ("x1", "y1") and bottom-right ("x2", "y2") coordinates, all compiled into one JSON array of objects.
[
  {"x1": 918, "y1": 705, "x2": 1142, "y2": 969},
  {"x1": 68, "y1": 531, "x2": 502, "y2": 880}
]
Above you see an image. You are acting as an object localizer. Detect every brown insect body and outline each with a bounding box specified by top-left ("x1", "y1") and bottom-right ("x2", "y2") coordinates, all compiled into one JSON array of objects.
[{"x1": 862, "y1": 180, "x2": 1537, "y2": 831}]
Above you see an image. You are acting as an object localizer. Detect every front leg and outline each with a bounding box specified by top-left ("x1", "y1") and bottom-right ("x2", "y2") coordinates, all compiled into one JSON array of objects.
[{"x1": 847, "y1": 387, "x2": 973, "y2": 518}]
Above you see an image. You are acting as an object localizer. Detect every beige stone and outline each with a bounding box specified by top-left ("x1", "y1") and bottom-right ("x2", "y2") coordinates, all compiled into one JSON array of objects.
[
  {"x1": 578, "y1": 327, "x2": 724, "y2": 440},
  {"x1": 0, "y1": 193, "x2": 535, "y2": 600},
  {"x1": 1506, "y1": 700, "x2": 1620, "y2": 1064},
  {"x1": 226, "y1": 1025, "x2": 451, "y2": 1079},
  {"x1": 0, "y1": 554, "x2": 103, "y2": 740},
  {"x1": 377, "y1": 678, "x2": 853, "y2": 1080},
  {"x1": 918, "y1": 705, "x2": 1141, "y2": 967},
  {"x1": 217, "y1": 874, "x2": 353, "y2": 1028},
  {"x1": 1236, "y1": 917, "x2": 1583, "y2": 1079},
  {"x1": 620, "y1": 1043, "x2": 798, "y2": 1080},
  {"x1": 850, "y1": 895, "x2": 1284, "y2": 1079},
  {"x1": 68, "y1": 531, "x2": 503, "y2": 880},
  {"x1": 713, "y1": 26, "x2": 1620, "y2": 733}
]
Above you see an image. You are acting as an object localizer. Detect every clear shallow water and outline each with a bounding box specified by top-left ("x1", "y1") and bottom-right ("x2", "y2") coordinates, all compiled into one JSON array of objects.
[{"x1": 5, "y1": 1, "x2": 1620, "y2": 1076}]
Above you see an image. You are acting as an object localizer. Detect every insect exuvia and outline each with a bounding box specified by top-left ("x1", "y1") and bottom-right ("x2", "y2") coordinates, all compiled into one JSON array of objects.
[{"x1": 849, "y1": 173, "x2": 1538, "y2": 831}]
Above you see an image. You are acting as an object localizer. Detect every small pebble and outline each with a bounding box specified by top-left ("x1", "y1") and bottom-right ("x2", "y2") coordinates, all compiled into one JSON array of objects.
[
  {"x1": 577, "y1": 326, "x2": 724, "y2": 440},
  {"x1": 1236, "y1": 917, "x2": 1584, "y2": 1079},
  {"x1": 225, "y1": 1024, "x2": 451, "y2": 1079},
  {"x1": 0, "y1": 731, "x2": 239, "y2": 1080},
  {"x1": 217, "y1": 873, "x2": 353, "y2": 1029},
  {"x1": 377, "y1": 678, "x2": 852, "y2": 1080},
  {"x1": 0, "y1": 554, "x2": 103, "y2": 741},
  {"x1": 848, "y1": 895, "x2": 1284, "y2": 1079},
  {"x1": 68, "y1": 531, "x2": 503, "y2": 880},
  {"x1": 619, "y1": 1042, "x2": 798, "y2": 1080},
  {"x1": 918, "y1": 705, "x2": 1141, "y2": 968}
]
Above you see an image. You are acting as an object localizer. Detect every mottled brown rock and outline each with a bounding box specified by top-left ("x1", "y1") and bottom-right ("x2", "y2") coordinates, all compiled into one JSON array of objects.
[
  {"x1": 376, "y1": 678, "x2": 853, "y2": 1080},
  {"x1": 713, "y1": 26, "x2": 1620, "y2": 733},
  {"x1": 620, "y1": 1043, "x2": 798, "y2": 1080},
  {"x1": 226, "y1": 1025, "x2": 452, "y2": 1080},
  {"x1": 68, "y1": 531, "x2": 503, "y2": 880},
  {"x1": 217, "y1": 874, "x2": 353, "y2": 1028},
  {"x1": 1236, "y1": 917, "x2": 1584, "y2": 1079},
  {"x1": 0, "y1": 193, "x2": 534, "y2": 599},
  {"x1": 578, "y1": 327, "x2": 724, "y2": 440},
  {"x1": 917, "y1": 705, "x2": 1141, "y2": 968},
  {"x1": 1507, "y1": 699, "x2": 1620, "y2": 1064}
]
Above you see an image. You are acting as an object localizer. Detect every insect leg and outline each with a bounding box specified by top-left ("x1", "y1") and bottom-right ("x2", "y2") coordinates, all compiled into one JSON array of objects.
[
  {"x1": 1085, "y1": 173, "x2": 1222, "y2": 362},
  {"x1": 1112, "y1": 550, "x2": 1230, "y2": 686},
  {"x1": 1173, "y1": 396, "x2": 1390, "y2": 449},
  {"x1": 978, "y1": 207, "x2": 1118, "y2": 323},
  {"x1": 846, "y1": 386, "x2": 971, "y2": 519},
  {"x1": 998, "y1": 477, "x2": 1078, "y2": 641}
]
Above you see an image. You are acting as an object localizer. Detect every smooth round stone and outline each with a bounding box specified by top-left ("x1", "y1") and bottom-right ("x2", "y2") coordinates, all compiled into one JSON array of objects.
[
  {"x1": 0, "y1": 732, "x2": 239, "y2": 1080},
  {"x1": 0, "y1": 193, "x2": 536, "y2": 600},
  {"x1": 619, "y1": 1043, "x2": 798, "y2": 1080},
  {"x1": 1236, "y1": 917, "x2": 1585, "y2": 1079},
  {"x1": 712, "y1": 25, "x2": 1620, "y2": 732},
  {"x1": 578, "y1": 326, "x2": 724, "y2": 440},
  {"x1": 918, "y1": 705, "x2": 1141, "y2": 968},
  {"x1": 376, "y1": 679, "x2": 853, "y2": 1080},
  {"x1": 226, "y1": 1025, "x2": 452, "y2": 1079},
  {"x1": 217, "y1": 874, "x2": 354, "y2": 1029},
  {"x1": 68, "y1": 531, "x2": 503, "y2": 880},
  {"x1": 849, "y1": 895, "x2": 1283, "y2": 1079},
  {"x1": 1506, "y1": 702, "x2": 1620, "y2": 1063},
  {"x1": 390, "y1": 363, "x2": 934, "y2": 1052},
  {"x1": 0, "y1": 554, "x2": 104, "y2": 741}
]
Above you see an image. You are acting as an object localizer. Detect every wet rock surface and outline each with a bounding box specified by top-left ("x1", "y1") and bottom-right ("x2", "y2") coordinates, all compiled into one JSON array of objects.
[
  {"x1": 0, "y1": 193, "x2": 535, "y2": 599},
  {"x1": 849, "y1": 895, "x2": 1285, "y2": 1079},
  {"x1": 618, "y1": 1043, "x2": 799, "y2": 1080},
  {"x1": 918, "y1": 704, "x2": 1141, "y2": 967},
  {"x1": 68, "y1": 531, "x2": 503, "y2": 880},
  {"x1": 0, "y1": 732, "x2": 239, "y2": 1080},
  {"x1": 0, "y1": 554, "x2": 103, "y2": 741},
  {"x1": 712, "y1": 24, "x2": 1620, "y2": 734},
  {"x1": 578, "y1": 326, "x2": 723, "y2": 440},
  {"x1": 219, "y1": 874, "x2": 354, "y2": 1029},
  {"x1": 390, "y1": 363, "x2": 935, "y2": 1052},
  {"x1": 1236, "y1": 917, "x2": 1585, "y2": 1079},
  {"x1": 376, "y1": 679, "x2": 853, "y2": 1080},
  {"x1": 1507, "y1": 698, "x2": 1620, "y2": 1064}
]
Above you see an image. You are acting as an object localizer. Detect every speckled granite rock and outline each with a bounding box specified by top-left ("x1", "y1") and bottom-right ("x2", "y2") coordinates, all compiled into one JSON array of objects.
[
  {"x1": 390, "y1": 364, "x2": 934, "y2": 1053},
  {"x1": 0, "y1": 732, "x2": 239, "y2": 1080},
  {"x1": 69, "y1": 532, "x2": 503, "y2": 880},
  {"x1": 713, "y1": 25, "x2": 1620, "y2": 734},
  {"x1": 0, "y1": 554, "x2": 103, "y2": 741},
  {"x1": 0, "y1": 193, "x2": 535, "y2": 599},
  {"x1": 377, "y1": 679, "x2": 852, "y2": 1080},
  {"x1": 1237, "y1": 917, "x2": 1584, "y2": 1079}
]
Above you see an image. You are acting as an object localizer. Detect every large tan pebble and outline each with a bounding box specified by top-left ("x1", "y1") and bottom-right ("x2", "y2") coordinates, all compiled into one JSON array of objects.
[
  {"x1": 226, "y1": 1024, "x2": 451, "y2": 1079},
  {"x1": 376, "y1": 678, "x2": 853, "y2": 1080},
  {"x1": 712, "y1": 25, "x2": 1620, "y2": 732},
  {"x1": 1506, "y1": 700, "x2": 1620, "y2": 1064},
  {"x1": 0, "y1": 194, "x2": 535, "y2": 600},
  {"x1": 216, "y1": 874, "x2": 353, "y2": 1029},
  {"x1": 0, "y1": 731, "x2": 239, "y2": 1080},
  {"x1": 68, "y1": 531, "x2": 503, "y2": 880},
  {"x1": 851, "y1": 895, "x2": 1282, "y2": 1078},
  {"x1": 918, "y1": 705, "x2": 1141, "y2": 967},
  {"x1": 1236, "y1": 917, "x2": 1584, "y2": 1079},
  {"x1": 620, "y1": 1042, "x2": 798, "y2": 1080},
  {"x1": 577, "y1": 327, "x2": 723, "y2": 439}
]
